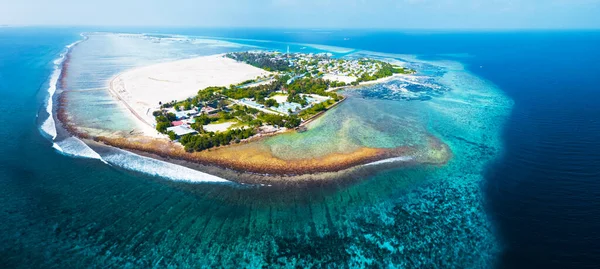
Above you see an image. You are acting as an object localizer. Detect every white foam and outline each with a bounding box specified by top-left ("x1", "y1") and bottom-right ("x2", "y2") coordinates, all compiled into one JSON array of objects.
[
  {"x1": 52, "y1": 137, "x2": 106, "y2": 163},
  {"x1": 39, "y1": 35, "x2": 87, "y2": 140},
  {"x1": 40, "y1": 35, "x2": 109, "y2": 165},
  {"x1": 307, "y1": 44, "x2": 354, "y2": 54},
  {"x1": 189, "y1": 38, "x2": 243, "y2": 48},
  {"x1": 365, "y1": 156, "x2": 414, "y2": 166},
  {"x1": 39, "y1": 59, "x2": 62, "y2": 139},
  {"x1": 137, "y1": 33, "x2": 246, "y2": 48},
  {"x1": 101, "y1": 148, "x2": 231, "y2": 184}
]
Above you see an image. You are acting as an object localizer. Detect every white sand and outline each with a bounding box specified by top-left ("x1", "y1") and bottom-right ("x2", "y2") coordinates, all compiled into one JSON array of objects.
[
  {"x1": 203, "y1": 121, "x2": 235, "y2": 133},
  {"x1": 358, "y1": 74, "x2": 404, "y2": 86},
  {"x1": 240, "y1": 78, "x2": 275, "y2": 88},
  {"x1": 109, "y1": 54, "x2": 270, "y2": 136},
  {"x1": 270, "y1": 94, "x2": 288, "y2": 103},
  {"x1": 326, "y1": 74, "x2": 408, "y2": 93},
  {"x1": 323, "y1": 74, "x2": 357, "y2": 84}
]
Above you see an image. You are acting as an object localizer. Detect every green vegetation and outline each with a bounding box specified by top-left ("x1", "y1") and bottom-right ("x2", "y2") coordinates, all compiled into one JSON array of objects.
[
  {"x1": 229, "y1": 105, "x2": 264, "y2": 127},
  {"x1": 329, "y1": 81, "x2": 347, "y2": 88},
  {"x1": 356, "y1": 62, "x2": 415, "y2": 82},
  {"x1": 286, "y1": 77, "x2": 342, "y2": 103},
  {"x1": 180, "y1": 128, "x2": 256, "y2": 152},
  {"x1": 154, "y1": 111, "x2": 175, "y2": 133},
  {"x1": 264, "y1": 98, "x2": 279, "y2": 108},
  {"x1": 160, "y1": 86, "x2": 226, "y2": 111},
  {"x1": 222, "y1": 80, "x2": 283, "y2": 104},
  {"x1": 258, "y1": 113, "x2": 301, "y2": 129},
  {"x1": 226, "y1": 52, "x2": 294, "y2": 72},
  {"x1": 287, "y1": 77, "x2": 328, "y2": 95},
  {"x1": 167, "y1": 131, "x2": 177, "y2": 141},
  {"x1": 287, "y1": 94, "x2": 308, "y2": 106},
  {"x1": 298, "y1": 98, "x2": 338, "y2": 119},
  {"x1": 156, "y1": 121, "x2": 171, "y2": 133},
  {"x1": 238, "y1": 78, "x2": 256, "y2": 86}
]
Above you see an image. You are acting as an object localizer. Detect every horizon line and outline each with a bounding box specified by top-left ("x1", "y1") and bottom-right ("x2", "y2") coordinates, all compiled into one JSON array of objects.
[{"x1": 2, "y1": 24, "x2": 600, "y2": 32}]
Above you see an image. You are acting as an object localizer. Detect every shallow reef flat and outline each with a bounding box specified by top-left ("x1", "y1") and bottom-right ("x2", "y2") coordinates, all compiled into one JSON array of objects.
[{"x1": 89, "y1": 133, "x2": 450, "y2": 184}]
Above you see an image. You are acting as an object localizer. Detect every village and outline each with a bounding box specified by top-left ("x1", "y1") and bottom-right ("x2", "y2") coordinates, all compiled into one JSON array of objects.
[
  {"x1": 228, "y1": 50, "x2": 414, "y2": 85},
  {"x1": 157, "y1": 91, "x2": 334, "y2": 140}
]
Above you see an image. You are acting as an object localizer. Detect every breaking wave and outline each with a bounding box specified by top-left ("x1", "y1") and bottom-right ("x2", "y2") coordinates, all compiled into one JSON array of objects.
[
  {"x1": 52, "y1": 137, "x2": 105, "y2": 162},
  {"x1": 306, "y1": 44, "x2": 355, "y2": 54},
  {"x1": 101, "y1": 148, "x2": 231, "y2": 184},
  {"x1": 365, "y1": 156, "x2": 414, "y2": 166},
  {"x1": 37, "y1": 34, "x2": 106, "y2": 164},
  {"x1": 39, "y1": 34, "x2": 86, "y2": 140}
]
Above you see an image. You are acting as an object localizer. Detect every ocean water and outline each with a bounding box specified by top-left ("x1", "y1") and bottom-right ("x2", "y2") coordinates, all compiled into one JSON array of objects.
[{"x1": 0, "y1": 27, "x2": 598, "y2": 268}]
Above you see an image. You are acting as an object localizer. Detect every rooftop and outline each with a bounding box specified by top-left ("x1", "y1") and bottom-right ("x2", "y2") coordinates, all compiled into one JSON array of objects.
[{"x1": 166, "y1": 125, "x2": 197, "y2": 137}]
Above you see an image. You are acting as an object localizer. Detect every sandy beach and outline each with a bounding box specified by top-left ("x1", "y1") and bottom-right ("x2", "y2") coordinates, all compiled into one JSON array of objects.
[
  {"x1": 322, "y1": 74, "x2": 357, "y2": 84},
  {"x1": 325, "y1": 73, "x2": 409, "y2": 93},
  {"x1": 108, "y1": 54, "x2": 270, "y2": 135}
]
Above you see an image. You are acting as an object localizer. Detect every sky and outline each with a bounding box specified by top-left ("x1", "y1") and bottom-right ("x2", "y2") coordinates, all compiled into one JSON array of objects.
[{"x1": 1, "y1": 0, "x2": 599, "y2": 29}]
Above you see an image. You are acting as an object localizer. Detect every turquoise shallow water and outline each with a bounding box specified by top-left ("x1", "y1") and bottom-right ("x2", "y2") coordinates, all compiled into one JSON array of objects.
[
  {"x1": 1, "y1": 29, "x2": 512, "y2": 268},
  {"x1": 264, "y1": 95, "x2": 428, "y2": 160}
]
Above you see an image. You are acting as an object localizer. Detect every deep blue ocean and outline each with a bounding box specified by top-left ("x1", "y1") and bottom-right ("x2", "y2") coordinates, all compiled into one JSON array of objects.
[{"x1": 1, "y1": 27, "x2": 599, "y2": 268}]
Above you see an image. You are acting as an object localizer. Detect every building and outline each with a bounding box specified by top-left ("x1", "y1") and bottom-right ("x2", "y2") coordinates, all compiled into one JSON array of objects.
[
  {"x1": 166, "y1": 125, "x2": 197, "y2": 138},
  {"x1": 286, "y1": 74, "x2": 306, "y2": 85},
  {"x1": 173, "y1": 109, "x2": 198, "y2": 120},
  {"x1": 200, "y1": 106, "x2": 218, "y2": 115},
  {"x1": 239, "y1": 98, "x2": 264, "y2": 109},
  {"x1": 171, "y1": 121, "x2": 184, "y2": 126},
  {"x1": 272, "y1": 102, "x2": 302, "y2": 115},
  {"x1": 174, "y1": 111, "x2": 189, "y2": 120}
]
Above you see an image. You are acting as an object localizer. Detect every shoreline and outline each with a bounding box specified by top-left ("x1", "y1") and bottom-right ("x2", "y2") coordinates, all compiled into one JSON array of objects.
[
  {"x1": 107, "y1": 54, "x2": 271, "y2": 137},
  {"x1": 326, "y1": 73, "x2": 406, "y2": 93},
  {"x1": 57, "y1": 51, "x2": 451, "y2": 184},
  {"x1": 107, "y1": 72, "x2": 160, "y2": 136}
]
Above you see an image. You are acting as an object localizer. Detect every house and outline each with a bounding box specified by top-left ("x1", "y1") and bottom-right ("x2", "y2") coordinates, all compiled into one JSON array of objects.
[
  {"x1": 239, "y1": 98, "x2": 264, "y2": 109},
  {"x1": 174, "y1": 108, "x2": 198, "y2": 120},
  {"x1": 286, "y1": 74, "x2": 306, "y2": 85},
  {"x1": 272, "y1": 102, "x2": 302, "y2": 115},
  {"x1": 166, "y1": 125, "x2": 197, "y2": 138},
  {"x1": 173, "y1": 111, "x2": 189, "y2": 120},
  {"x1": 200, "y1": 106, "x2": 218, "y2": 115},
  {"x1": 171, "y1": 121, "x2": 184, "y2": 126}
]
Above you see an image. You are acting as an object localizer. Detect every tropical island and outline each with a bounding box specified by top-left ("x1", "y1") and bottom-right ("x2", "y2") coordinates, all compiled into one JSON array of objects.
[{"x1": 71, "y1": 49, "x2": 450, "y2": 183}]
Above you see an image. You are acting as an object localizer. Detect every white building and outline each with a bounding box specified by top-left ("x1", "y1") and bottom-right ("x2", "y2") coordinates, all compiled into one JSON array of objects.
[{"x1": 166, "y1": 125, "x2": 197, "y2": 137}]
